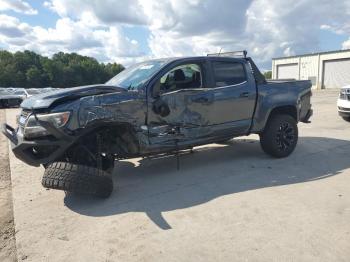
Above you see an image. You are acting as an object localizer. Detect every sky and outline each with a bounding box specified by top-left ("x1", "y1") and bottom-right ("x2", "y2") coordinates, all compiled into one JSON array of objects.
[{"x1": 0, "y1": 0, "x2": 350, "y2": 70}]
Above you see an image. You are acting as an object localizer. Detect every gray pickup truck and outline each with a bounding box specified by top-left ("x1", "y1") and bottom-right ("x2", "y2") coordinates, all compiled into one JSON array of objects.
[{"x1": 2, "y1": 52, "x2": 313, "y2": 198}]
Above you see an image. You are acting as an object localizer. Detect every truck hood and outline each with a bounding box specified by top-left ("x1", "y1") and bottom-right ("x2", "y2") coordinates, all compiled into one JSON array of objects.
[{"x1": 21, "y1": 84, "x2": 125, "y2": 110}]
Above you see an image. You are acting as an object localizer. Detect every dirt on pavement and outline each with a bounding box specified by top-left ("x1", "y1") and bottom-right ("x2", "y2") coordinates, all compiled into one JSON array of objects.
[
  {"x1": 2, "y1": 91, "x2": 350, "y2": 262},
  {"x1": 0, "y1": 109, "x2": 17, "y2": 262}
]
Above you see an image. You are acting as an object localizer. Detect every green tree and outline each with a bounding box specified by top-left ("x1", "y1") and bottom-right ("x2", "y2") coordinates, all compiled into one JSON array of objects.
[
  {"x1": 0, "y1": 50, "x2": 125, "y2": 88},
  {"x1": 26, "y1": 66, "x2": 42, "y2": 88},
  {"x1": 264, "y1": 71, "x2": 272, "y2": 79}
]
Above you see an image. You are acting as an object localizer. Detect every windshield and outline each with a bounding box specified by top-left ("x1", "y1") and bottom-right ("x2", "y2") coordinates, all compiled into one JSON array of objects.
[
  {"x1": 106, "y1": 60, "x2": 167, "y2": 90},
  {"x1": 27, "y1": 89, "x2": 41, "y2": 95}
]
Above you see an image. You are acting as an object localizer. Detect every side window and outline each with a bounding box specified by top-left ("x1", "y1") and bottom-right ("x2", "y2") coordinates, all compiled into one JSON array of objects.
[
  {"x1": 154, "y1": 64, "x2": 202, "y2": 96},
  {"x1": 213, "y1": 62, "x2": 246, "y2": 87}
]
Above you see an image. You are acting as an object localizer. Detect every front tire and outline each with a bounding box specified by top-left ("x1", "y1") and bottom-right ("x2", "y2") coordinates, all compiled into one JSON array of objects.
[
  {"x1": 260, "y1": 114, "x2": 298, "y2": 158},
  {"x1": 42, "y1": 162, "x2": 113, "y2": 198}
]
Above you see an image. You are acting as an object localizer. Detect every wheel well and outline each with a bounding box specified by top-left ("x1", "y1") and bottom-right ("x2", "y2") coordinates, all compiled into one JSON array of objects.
[
  {"x1": 67, "y1": 123, "x2": 139, "y2": 160},
  {"x1": 91, "y1": 123, "x2": 139, "y2": 156},
  {"x1": 269, "y1": 105, "x2": 298, "y2": 121}
]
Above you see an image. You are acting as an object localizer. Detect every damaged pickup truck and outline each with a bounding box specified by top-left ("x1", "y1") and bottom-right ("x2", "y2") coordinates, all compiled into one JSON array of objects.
[{"x1": 2, "y1": 52, "x2": 313, "y2": 198}]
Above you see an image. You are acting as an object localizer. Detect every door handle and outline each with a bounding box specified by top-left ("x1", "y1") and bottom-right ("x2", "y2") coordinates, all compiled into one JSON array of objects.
[
  {"x1": 239, "y1": 92, "x2": 250, "y2": 98},
  {"x1": 191, "y1": 94, "x2": 214, "y2": 104},
  {"x1": 192, "y1": 97, "x2": 209, "y2": 103}
]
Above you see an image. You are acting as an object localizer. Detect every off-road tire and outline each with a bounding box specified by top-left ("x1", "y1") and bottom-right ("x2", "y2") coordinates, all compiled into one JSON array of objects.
[
  {"x1": 42, "y1": 162, "x2": 113, "y2": 198},
  {"x1": 260, "y1": 114, "x2": 298, "y2": 158}
]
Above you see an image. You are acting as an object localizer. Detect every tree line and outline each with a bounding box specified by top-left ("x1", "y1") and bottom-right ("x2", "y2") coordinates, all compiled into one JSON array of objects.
[
  {"x1": 263, "y1": 71, "x2": 272, "y2": 79},
  {"x1": 0, "y1": 50, "x2": 125, "y2": 89}
]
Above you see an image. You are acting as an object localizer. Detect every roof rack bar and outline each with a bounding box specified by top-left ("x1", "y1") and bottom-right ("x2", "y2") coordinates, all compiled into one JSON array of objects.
[{"x1": 207, "y1": 50, "x2": 248, "y2": 58}]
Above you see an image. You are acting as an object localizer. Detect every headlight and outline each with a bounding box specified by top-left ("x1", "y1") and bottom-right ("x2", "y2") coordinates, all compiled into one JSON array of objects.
[
  {"x1": 24, "y1": 112, "x2": 71, "y2": 138},
  {"x1": 36, "y1": 112, "x2": 71, "y2": 128}
]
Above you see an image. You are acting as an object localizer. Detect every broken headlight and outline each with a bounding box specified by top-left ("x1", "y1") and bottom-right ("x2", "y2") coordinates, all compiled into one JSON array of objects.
[{"x1": 23, "y1": 112, "x2": 71, "y2": 139}]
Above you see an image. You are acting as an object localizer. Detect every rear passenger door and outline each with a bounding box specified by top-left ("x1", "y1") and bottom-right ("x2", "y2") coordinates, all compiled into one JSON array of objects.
[{"x1": 208, "y1": 59, "x2": 256, "y2": 135}]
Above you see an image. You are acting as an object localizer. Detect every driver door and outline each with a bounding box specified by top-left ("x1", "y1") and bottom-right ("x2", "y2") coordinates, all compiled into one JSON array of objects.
[{"x1": 147, "y1": 60, "x2": 214, "y2": 147}]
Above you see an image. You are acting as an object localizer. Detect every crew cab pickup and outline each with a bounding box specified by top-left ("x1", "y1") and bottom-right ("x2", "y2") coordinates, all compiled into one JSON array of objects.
[{"x1": 2, "y1": 53, "x2": 313, "y2": 198}]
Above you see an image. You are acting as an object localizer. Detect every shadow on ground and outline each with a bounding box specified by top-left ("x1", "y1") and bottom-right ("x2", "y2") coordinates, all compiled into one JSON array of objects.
[{"x1": 64, "y1": 136, "x2": 350, "y2": 229}]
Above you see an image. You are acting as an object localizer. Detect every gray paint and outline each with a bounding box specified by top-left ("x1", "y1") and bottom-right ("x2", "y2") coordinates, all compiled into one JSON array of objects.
[{"x1": 2, "y1": 56, "x2": 312, "y2": 166}]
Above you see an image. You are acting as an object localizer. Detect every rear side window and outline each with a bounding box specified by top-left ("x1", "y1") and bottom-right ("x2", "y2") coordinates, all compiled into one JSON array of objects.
[{"x1": 212, "y1": 61, "x2": 247, "y2": 87}]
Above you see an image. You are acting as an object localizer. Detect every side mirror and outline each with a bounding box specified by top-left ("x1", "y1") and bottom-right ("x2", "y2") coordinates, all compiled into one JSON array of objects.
[
  {"x1": 152, "y1": 99, "x2": 170, "y2": 117},
  {"x1": 152, "y1": 81, "x2": 162, "y2": 98}
]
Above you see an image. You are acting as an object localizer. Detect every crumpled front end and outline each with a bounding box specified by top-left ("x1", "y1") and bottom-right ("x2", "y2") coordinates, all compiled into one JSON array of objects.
[
  {"x1": 2, "y1": 90, "x2": 146, "y2": 166},
  {"x1": 2, "y1": 109, "x2": 75, "y2": 166}
]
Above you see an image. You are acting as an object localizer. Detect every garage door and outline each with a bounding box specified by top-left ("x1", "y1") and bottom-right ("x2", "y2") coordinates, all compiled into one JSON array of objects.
[
  {"x1": 277, "y1": 63, "x2": 299, "y2": 80},
  {"x1": 323, "y1": 59, "x2": 350, "y2": 89}
]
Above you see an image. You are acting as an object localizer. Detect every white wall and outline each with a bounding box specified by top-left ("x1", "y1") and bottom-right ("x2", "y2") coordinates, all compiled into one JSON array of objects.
[{"x1": 272, "y1": 50, "x2": 350, "y2": 89}]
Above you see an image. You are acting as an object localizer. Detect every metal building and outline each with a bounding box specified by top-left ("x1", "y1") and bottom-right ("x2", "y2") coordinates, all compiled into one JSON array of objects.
[{"x1": 272, "y1": 49, "x2": 350, "y2": 89}]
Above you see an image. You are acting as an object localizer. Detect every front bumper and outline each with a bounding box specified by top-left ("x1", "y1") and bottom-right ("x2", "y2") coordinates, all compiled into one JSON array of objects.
[
  {"x1": 337, "y1": 98, "x2": 350, "y2": 118},
  {"x1": 2, "y1": 123, "x2": 73, "y2": 166},
  {"x1": 339, "y1": 111, "x2": 350, "y2": 118}
]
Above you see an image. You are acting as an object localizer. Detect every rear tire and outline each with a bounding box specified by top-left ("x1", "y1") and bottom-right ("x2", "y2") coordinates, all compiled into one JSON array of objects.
[
  {"x1": 42, "y1": 162, "x2": 113, "y2": 198},
  {"x1": 260, "y1": 114, "x2": 298, "y2": 158}
]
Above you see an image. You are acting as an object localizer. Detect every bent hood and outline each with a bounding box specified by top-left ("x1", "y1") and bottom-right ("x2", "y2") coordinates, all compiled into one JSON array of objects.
[{"x1": 21, "y1": 84, "x2": 125, "y2": 110}]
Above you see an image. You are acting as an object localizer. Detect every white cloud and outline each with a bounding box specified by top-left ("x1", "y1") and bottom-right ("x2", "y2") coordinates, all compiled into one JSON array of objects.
[
  {"x1": 0, "y1": 14, "x2": 33, "y2": 42},
  {"x1": 0, "y1": 14, "x2": 145, "y2": 65},
  {"x1": 320, "y1": 0, "x2": 350, "y2": 34},
  {"x1": 142, "y1": 0, "x2": 350, "y2": 68},
  {"x1": 1, "y1": 0, "x2": 350, "y2": 68},
  {"x1": 0, "y1": 0, "x2": 37, "y2": 15},
  {"x1": 343, "y1": 39, "x2": 350, "y2": 50},
  {"x1": 44, "y1": 0, "x2": 147, "y2": 25},
  {"x1": 140, "y1": 0, "x2": 256, "y2": 63}
]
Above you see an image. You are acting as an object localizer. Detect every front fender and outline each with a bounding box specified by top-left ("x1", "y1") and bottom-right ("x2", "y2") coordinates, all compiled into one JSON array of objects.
[{"x1": 52, "y1": 91, "x2": 146, "y2": 131}]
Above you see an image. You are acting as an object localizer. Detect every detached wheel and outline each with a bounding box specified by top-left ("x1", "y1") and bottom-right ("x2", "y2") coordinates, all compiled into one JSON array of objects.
[
  {"x1": 260, "y1": 114, "x2": 298, "y2": 158},
  {"x1": 42, "y1": 162, "x2": 113, "y2": 198}
]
